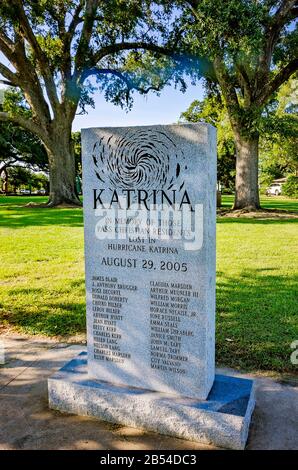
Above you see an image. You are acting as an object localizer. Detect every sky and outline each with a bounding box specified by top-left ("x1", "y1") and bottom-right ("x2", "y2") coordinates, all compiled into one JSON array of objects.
[
  {"x1": 0, "y1": 49, "x2": 205, "y2": 131},
  {"x1": 73, "y1": 80, "x2": 204, "y2": 131}
]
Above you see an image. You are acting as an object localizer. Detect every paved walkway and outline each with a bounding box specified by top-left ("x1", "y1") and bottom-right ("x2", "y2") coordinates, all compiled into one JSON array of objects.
[{"x1": 0, "y1": 334, "x2": 297, "y2": 450}]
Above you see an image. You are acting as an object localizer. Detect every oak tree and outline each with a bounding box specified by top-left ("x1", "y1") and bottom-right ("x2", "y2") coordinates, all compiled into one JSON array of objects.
[
  {"x1": 173, "y1": 0, "x2": 298, "y2": 209},
  {"x1": 0, "y1": 1, "x2": 177, "y2": 206}
]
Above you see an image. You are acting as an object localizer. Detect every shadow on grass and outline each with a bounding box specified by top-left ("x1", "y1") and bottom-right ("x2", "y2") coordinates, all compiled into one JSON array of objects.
[
  {"x1": 221, "y1": 195, "x2": 298, "y2": 212},
  {"x1": 217, "y1": 217, "x2": 298, "y2": 225},
  {"x1": 1, "y1": 270, "x2": 297, "y2": 372},
  {"x1": 1, "y1": 206, "x2": 297, "y2": 229},
  {"x1": 1, "y1": 195, "x2": 297, "y2": 229},
  {"x1": 0, "y1": 195, "x2": 83, "y2": 228},
  {"x1": 1, "y1": 300, "x2": 86, "y2": 336},
  {"x1": 0, "y1": 206, "x2": 83, "y2": 228},
  {"x1": 0, "y1": 196, "x2": 48, "y2": 206},
  {"x1": 260, "y1": 199, "x2": 298, "y2": 212},
  {"x1": 0, "y1": 279, "x2": 86, "y2": 336},
  {"x1": 216, "y1": 268, "x2": 298, "y2": 372}
]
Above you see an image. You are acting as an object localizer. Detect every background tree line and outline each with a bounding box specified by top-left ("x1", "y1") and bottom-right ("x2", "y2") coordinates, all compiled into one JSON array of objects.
[
  {"x1": 0, "y1": 1, "x2": 297, "y2": 209},
  {"x1": 181, "y1": 75, "x2": 298, "y2": 196}
]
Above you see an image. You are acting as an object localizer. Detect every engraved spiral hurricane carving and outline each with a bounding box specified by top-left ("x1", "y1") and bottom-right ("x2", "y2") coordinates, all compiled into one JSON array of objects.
[{"x1": 92, "y1": 129, "x2": 186, "y2": 191}]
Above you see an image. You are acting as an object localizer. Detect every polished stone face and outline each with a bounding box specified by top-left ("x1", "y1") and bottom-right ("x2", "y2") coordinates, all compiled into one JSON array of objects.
[{"x1": 81, "y1": 123, "x2": 216, "y2": 399}]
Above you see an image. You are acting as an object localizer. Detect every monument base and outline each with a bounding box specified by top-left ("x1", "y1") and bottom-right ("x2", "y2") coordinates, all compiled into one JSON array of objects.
[{"x1": 48, "y1": 352, "x2": 255, "y2": 450}]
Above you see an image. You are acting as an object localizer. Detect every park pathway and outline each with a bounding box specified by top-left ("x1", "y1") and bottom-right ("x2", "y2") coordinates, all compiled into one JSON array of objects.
[{"x1": 0, "y1": 334, "x2": 297, "y2": 450}]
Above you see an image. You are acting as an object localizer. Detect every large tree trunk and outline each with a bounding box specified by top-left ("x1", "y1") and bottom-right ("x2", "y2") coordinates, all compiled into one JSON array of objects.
[
  {"x1": 45, "y1": 123, "x2": 81, "y2": 207},
  {"x1": 233, "y1": 132, "x2": 260, "y2": 211}
]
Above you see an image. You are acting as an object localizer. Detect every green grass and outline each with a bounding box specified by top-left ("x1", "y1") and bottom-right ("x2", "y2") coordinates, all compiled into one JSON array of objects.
[
  {"x1": 0, "y1": 194, "x2": 297, "y2": 373},
  {"x1": 0, "y1": 195, "x2": 85, "y2": 336},
  {"x1": 221, "y1": 194, "x2": 298, "y2": 212}
]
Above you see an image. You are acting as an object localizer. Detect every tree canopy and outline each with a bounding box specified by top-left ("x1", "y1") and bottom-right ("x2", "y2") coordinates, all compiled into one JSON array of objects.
[
  {"x1": 181, "y1": 75, "x2": 298, "y2": 191},
  {"x1": 180, "y1": 92, "x2": 236, "y2": 190},
  {"x1": 0, "y1": 119, "x2": 48, "y2": 173},
  {"x1": 170, "y1": 0, "x2": 298, "y2": 209},
  {"x1": 260, "y1": 76, "x2": 298, "y2": 183},
  {"x1": 0, "y1": 1, "x2": 184, "y2": 205},
  {"x1": 0, "y1": 1, "x2": 297, "y2": 208}
]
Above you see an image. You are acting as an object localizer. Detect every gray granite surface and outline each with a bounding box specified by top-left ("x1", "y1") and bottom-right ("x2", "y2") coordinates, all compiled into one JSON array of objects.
[
  {"x1": 81, "y1": 124, "x2": 216, "y2": 399},
  {"x1": 48, "y1": 352, "x2": 255, "y2": 450}
]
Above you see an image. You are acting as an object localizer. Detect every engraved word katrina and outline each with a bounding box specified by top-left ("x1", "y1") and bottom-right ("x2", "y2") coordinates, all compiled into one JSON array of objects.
[{"x1": 90, "y1": 129, "x2": 204, "y2": 250}]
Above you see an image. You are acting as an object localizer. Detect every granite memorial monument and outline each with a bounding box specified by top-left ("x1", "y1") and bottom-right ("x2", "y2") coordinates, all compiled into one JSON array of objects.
[{"x1": 48, "y1": 123, "x2": 255, "y2": 449}]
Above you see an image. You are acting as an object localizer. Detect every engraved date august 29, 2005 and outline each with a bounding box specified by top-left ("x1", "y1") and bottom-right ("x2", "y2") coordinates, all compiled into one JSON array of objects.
[{"x1": 100, "y1": 257, "x2": 188, "y2": 272}]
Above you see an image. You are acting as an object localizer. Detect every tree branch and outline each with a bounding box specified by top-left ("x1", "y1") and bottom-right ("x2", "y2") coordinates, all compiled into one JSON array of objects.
[
  {"x1": 0, "y1": 37, "x2": 15, "y2": 62},
  {"x1": 256, "y1": 0, "x2": 298, "y2": 89},
  {"x1": 0, "y1": 31, "x2": 52, "y2": 128},
  {"x1": 257, "y1": 57, "x2": 298, "y2": 105},
  {"x1": 0, "y1": 112, "x2": 46, "y2": 141},
  {"x1": 0, "y1": 28, "x2": 14, "y2": 52},
  {"x1": 0, "y1": 80, "x2": 15, "y2": 86},
  {"x1": 2, "y1": 30, "x2": 52, "y2": 128},
  {"x1": 12, "y1": 0, "x2": 60, "y2": 113},
  {"x1": 0, "y1": 157, "x2": 18, "y2": 172},
  {"x1": 0, "y1": 62, "x2": 19, "y2": 86},
  {"x1": 45, "y1": 3, "x2": 66, "y2": 34},
  {"x1": 68, "y1": 1, "x2": 84, "y2": 37},
  {"x1": 273, "y1": 0, "x2": 297, "y2": 28},
  {"x1": 82, "y1": 67, "x2": 162, "y2": 98},
  {"x1": 93, "y1": 41, "x2": 179, "y2": 64},
  {"x1": 213, "y1": 56, "x2": 241, "y2": 132},
  {"x1": 74, "y1": 0, "x2": 99, "y2": 73},
  {"x1": 235, "y1": 63, "x2": 253, "y2": 106}
]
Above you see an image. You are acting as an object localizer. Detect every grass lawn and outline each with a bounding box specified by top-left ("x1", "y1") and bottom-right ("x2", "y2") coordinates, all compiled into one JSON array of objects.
[
  {"x1": 0, "y1": 194, "x2": 297, "y2": 373},
  {"x1": 221, "y1": 194, "x2": 298, "y2": 212}
]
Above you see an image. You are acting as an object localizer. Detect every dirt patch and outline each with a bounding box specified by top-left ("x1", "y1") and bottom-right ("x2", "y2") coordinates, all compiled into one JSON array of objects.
[
  {"x1": 24, "y1": 202, "x2": 82, "y2": 209},
  {"x1": 0, "y1": 326, "x2": 86, "y2": 345}
]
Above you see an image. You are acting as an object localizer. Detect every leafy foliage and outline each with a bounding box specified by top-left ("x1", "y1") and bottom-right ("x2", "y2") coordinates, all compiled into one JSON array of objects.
[
  {"x1": 260, "y1": 77, "x2": 298, "y2": 184},
  {"x1": 5, "y1": 166, "x2": 48, "y2": 193},
  {"x1": 0, "y1": 120, "x2": 48, "y2": 171},
  {"x1": 0, "y1": 1, "x2": 297, "y2": 207},
  {"x1": 0, "y1": 1, "x2": 189, "y2": 205},
  {"x1": 172, "y1": 0, "x2": 298, "y2": 208},
  {"x1": 282, "y1": 175, "x2": 298, "y2": 197},
  {"x1": 180, "y1": 92, "x2": 236, "y2": 189},
  {"x1": 182, "y1": 76, "x2": 298, "y2": 191},
  {"x1": 72, "y1": 131, "x2": 82, "y2": 174}
]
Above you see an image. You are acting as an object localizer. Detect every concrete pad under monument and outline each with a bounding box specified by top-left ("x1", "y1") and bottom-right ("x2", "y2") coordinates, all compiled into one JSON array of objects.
[{"x1": 48, "y1": 123, "x2": 255, "y2": 449}]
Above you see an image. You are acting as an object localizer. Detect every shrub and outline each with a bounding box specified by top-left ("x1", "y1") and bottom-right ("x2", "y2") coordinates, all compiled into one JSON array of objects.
[{"x1": 282, "y1": 176, "x2": 298, "y2": 198}]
